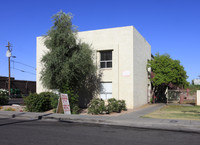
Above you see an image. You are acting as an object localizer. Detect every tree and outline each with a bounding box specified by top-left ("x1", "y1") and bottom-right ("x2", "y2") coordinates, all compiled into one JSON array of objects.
[
  {"x1": 40, "y1": 11, "x2": 101, "y2": 109},
  {"x1": 148, "y1": 53, "x2": 189, "y2": 102}
]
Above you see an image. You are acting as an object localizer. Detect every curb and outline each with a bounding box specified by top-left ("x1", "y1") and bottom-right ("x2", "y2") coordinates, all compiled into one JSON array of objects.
[
  {"x1": 1, "y1": 111, "x2": 200, "y2": 134},
  {"x1": 42, "y1": 116, "x2": 200, "y2": 134}
]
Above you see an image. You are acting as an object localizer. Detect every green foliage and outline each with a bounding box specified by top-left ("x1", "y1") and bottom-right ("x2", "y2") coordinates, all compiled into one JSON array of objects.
[
  {"x1": 106, "y1": 98, "x2": 127, "y2": 113},
  {"x1": 106, "y1": 98, "x2": 119, "y2": 113},
  {"x1": 88, "y1": 98, "x2": 127, "y2": 115},
  {"x1": 41, "y1": 11, "x2": 101, "y2": 95},
  {"x1": 71, "y1": 104, "x2": 80, "y2": 114},
  {"x1": 118, "y1": 100, "x2": 127, "y2": 111},
  {"x1": 41, "y1": 11, "x2": 101, "y2": 110},
  {"x1": 41, "y1": 11, "x2": 78, "y2": 90},
  {"x1": 148, "y1": 53, "x2": 189, "y2": 88},
  {"x1": 50, "y1": 93, "x2": 59, "y2": 109},
  {"x1": 0, "y1": 89, "x2": 9, "y2": 105},
  {"x1": 24, "y1": 92, "x2": 59, "y2": 112},
  {"x1": 187, "y1": 85, "x2": 200, "y2": 95},
  {"x1": 62, "y1": 87, "x2": 80, "y2": 114},
  {"x1": 88, "y1": 98, "x2": 105, "y2": 115}
]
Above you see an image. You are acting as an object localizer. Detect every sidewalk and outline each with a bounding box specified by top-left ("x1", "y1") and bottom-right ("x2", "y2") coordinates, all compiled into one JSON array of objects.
[{"x1": 1, "y1": 103, "x2": 200, "y2": 133}]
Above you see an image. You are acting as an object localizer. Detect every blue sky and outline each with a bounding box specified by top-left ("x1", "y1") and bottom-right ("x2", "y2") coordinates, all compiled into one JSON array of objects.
[{"x1": 0, "y1": 0, "x2": 199, "y2": 83}]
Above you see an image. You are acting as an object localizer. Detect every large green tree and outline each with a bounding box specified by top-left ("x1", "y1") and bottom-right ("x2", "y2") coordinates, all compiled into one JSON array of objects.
[
  {"x1": 41, "y1": 11, "x2": 101, "y2": 107},
  {"x1": 148, "y1": 53, "x2": 189, "y2": 102}
]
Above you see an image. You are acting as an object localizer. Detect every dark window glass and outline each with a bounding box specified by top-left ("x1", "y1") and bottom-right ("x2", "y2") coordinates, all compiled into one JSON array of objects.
[
  {"x1": 106, "y1": 51, "x2": 112, "y2": 60},
  {"x1": 107, "y1": 62, "x2": 112, "y2": 68},
  {"x1": 100, "y1": 62, "x2": 106, "y2": 68},
  {"x1": 100, "y1": 51, "x2": 112, "y2": 61},
  {"x1": 101, "y1": 52, "x2": 106, "y2": 61}
]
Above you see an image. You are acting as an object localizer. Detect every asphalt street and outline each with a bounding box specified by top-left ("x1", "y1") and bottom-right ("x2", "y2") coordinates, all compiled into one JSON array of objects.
[{"x1": 0, "y1": 118, "x2": 199, "y2": 145}]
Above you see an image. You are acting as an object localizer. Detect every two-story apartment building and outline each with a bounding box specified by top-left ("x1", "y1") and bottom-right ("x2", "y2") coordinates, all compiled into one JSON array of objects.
[{"x1": 36, "y1": 26, "x2": 151, "y2": 109}]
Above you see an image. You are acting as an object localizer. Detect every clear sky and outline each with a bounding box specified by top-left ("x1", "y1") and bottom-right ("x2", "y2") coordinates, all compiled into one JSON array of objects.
[{"x1": 0, "y1": 0, "x2": 199, "y2": 83}]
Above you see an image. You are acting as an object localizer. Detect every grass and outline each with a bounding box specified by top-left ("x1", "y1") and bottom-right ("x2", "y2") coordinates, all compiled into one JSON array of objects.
[{"x1": 143, "y1": 105, "x2": 200, "y2": 120}]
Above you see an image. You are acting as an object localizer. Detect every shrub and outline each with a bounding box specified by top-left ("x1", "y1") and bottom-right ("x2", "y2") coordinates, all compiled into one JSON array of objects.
[
  {"x1": 0, "y1": 89, "x2": 9, "y2": 105},
  {"x1": 24, "y1": 92, "x2": 59, "y2": 112},
  {"x1": 62, "y1": 87, "x2": 80, "y2": 114},
  {"x1": 118, "y1": 100, "x2": 127, "y2": 111},
  {"x1": 106, "y1": 98, "x2": 127, "y2": 113},
  {"x1": 50, "y1": 93, "x2": 59, "y2": 109},
  {"x1": 71, "y1": 104, "x2": 80, "y2": 114},
  {"x1": 107, "y1": 98, "x2": 121, "y2": 113},
  {"x1": 88, "y1": 98, "x2": 105, "y2": 114}
]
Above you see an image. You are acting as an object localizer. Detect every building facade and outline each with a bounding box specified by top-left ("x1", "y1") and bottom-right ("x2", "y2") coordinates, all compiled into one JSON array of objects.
[
  {"x1": 36, "y1": 26, "x2": 151, "y2": 109},
  {"x1": 0, "y1": 76, "x2": 36, "y2": 96}
]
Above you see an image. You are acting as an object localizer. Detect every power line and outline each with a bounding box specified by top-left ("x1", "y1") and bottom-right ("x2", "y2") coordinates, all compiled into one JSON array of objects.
[
  {"x1": 11, "y1": 60, "x2": 36, "y2": 70},
  {"x1": 12, "y1": 67, "x2": 36, "y2": 75}
]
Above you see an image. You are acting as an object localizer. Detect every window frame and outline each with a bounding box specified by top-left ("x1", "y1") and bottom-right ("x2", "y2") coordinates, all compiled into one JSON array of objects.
[
  {"x1": 100, "y1": 50, "x2": 112, "y2": 69},
  {"x1": 100, "y1": 82, "x2": 112, "y2": 100}
]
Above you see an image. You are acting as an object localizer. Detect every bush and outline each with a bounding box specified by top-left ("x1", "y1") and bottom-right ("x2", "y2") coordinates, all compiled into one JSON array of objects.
[
  {"x1": 71, "y1": 104, "x2": 80, "y2": 114},
  {"x1": 107, "y1": 98, "x2": 121, "y2": 113},
  {"x1": 0, "y1": 89, "x2": 9, "y2": 105},
  {"x1": 50, "y1": 93, "x2": 59, "y2": 109},
  {"x1": 24, "y1": 92, "x2": 59, "y2": 112},
  {"x1": 106, "y1": 98, "x2": 127, "y2": 113},
  {"x1": 118, "y1": 100, "x2": 127, "y2": 111},
  {"x1": 88, "y1": 98, "x2": 105, "y2": 114},
  {"x1": 62, "y1": 87, "x2": 80, "y2": 114},
  {"x1": 87, "y1": 98, "x2": 127, "y2": 115}
]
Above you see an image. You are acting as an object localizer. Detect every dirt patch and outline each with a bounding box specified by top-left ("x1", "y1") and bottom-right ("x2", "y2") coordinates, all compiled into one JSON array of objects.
[{"x1": 0, "y1": 104, "x2": 25, "y2": 112}]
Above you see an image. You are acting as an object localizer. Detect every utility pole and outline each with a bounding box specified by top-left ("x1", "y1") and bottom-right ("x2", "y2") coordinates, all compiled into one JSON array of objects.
[{"x1": 6, "y1": 42, "x2": 11, "y2": 96}]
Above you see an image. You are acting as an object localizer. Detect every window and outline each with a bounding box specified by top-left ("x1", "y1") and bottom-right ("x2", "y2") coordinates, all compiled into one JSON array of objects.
[
  {"x1": 100, "y1": 51, "x2": 112, "y2": 68},
  {"x1": 100, "y1": 82, "x2": 112, "y2": 100}
]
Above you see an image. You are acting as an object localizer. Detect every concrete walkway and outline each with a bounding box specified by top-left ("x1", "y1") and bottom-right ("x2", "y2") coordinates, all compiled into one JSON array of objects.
[{"x1": 1, "y1": 103, "x2": 200, "y2": 133}]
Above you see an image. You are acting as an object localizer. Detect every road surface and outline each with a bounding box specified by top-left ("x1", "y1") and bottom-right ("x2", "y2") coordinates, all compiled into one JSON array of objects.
[{"x1": 0, "y1": 118, "x2": 199, "y2": 145}]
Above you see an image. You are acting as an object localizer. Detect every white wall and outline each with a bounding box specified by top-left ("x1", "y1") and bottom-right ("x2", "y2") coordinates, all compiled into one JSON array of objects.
[
  {"x1": 78, "y1": 26, "x2": 134, "y2": 108},
  {"x1": 36, "y1": 37, "x2": 49, "y2": 93},
  {"x1": 197, "y1": 90, "x2": 200, "y2": 106},
  {"x1": 133, "y1": 27, "x2": 151, "y2": 108}
]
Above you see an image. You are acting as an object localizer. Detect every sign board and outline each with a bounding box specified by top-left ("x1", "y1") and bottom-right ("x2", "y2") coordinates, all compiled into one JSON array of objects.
[
  {"x1": 56, "y1": 93, "x2": 71, "y2": 114},
  {"x1": 122, "y1": 71, "x2": 130, "y2": 77}
]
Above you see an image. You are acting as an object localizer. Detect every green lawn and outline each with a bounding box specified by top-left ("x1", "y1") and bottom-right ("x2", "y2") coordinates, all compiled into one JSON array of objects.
[{"x1": 143, "y1": 105, "x2": 200, "y2": 120}]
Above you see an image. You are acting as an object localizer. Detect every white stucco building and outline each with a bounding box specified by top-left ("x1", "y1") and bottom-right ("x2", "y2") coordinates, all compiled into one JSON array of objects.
[
  {"x1": 37, "y1": 26, "x2": 151, "y2": 109},
  {"x1": 193, "y1": 79, "x2": 200, "y2": 85}
]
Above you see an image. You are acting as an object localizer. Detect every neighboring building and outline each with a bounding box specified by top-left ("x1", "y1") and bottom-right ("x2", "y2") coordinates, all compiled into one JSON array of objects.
[
  {"x1": 193, "y1": 79, "x2": 200, "y2": 85},
  {"x1": 0, "y1": 76, "x2": 36, "y2": 96},
  {"x1": 36, "y1": 26, "x2": 151, "y2": 109}
]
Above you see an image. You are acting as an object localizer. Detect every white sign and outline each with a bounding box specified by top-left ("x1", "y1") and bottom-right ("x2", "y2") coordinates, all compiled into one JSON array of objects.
[
  {"x1": 122, "y1": 71, "x2": 130, "y2": 77},
  {"x1": 61, "y1": 93, "x2": 71, "y2": 114}
]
